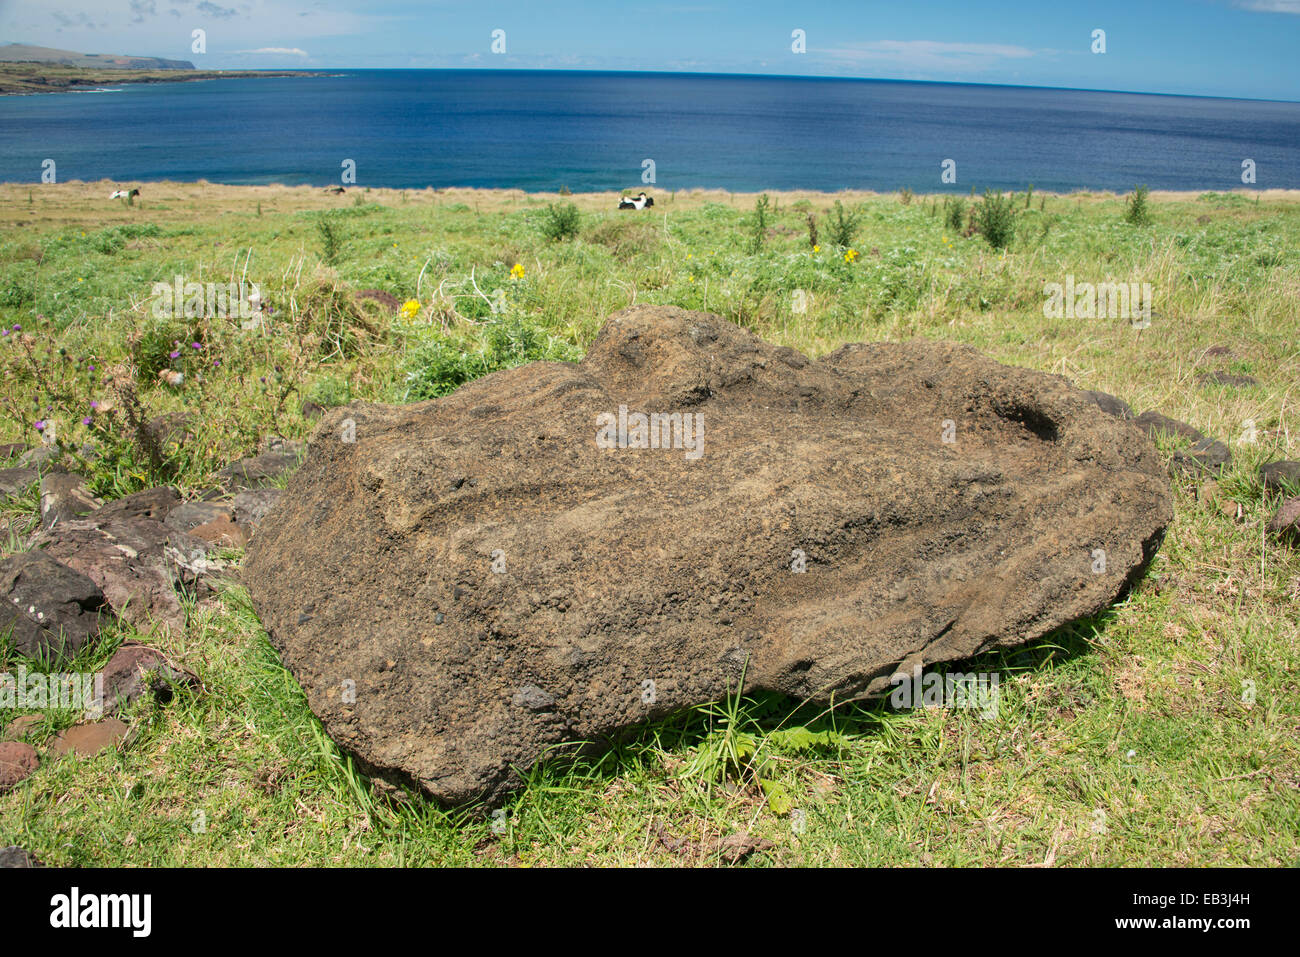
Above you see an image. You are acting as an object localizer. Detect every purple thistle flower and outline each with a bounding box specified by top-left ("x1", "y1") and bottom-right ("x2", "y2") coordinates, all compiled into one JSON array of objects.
[
  {"x1": 191, "y1": 342, "x2": 202, "y2": 350},
  {"x1": 89, "y1": 400, "x2": 98, "y2": 409},
  {"x1": 82, "y1": 416, "x2": 92, "y2": 426},
  {"x1": 169, "y1": 350, "x2": 180, "y2": 359},
  {"x1": 34, "y1": 420, "x2": 44, "y2": 431}
]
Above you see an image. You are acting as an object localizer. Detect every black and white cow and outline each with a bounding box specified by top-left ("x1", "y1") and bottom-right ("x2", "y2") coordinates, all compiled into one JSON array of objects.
[{"x1": 618, "y1": 192, "x2": 654, "y2": 210}]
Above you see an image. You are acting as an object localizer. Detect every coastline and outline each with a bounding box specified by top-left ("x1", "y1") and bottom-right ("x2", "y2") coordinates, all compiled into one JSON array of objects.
[
  {"x1": 1, "y1": 180, "x2": 1297, "y2": 212},
  {"x1": 0, "y1": 64, "x2": 330, "y2": 96}
]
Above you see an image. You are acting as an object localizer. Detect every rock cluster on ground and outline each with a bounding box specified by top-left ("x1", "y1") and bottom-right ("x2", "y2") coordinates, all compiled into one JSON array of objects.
[
  {"x1": 1085, "y1": 392, "x2": 1300, "y2": 543},
  {"x1": 0, "y1": 428, "x2": 292, "y2": 808},
  {"x1": 245, "y1": 305, "x2": 1175, "y2": 806},
  {"x1": 0, "y1": 638, "x2": 199, "y2": 792},
  {"x1": 0, "y1": 432, "x2": 297, "y2": 654},
  {"x1": 1133, "y1": 410, "x2": 1232, "y2": 476}
]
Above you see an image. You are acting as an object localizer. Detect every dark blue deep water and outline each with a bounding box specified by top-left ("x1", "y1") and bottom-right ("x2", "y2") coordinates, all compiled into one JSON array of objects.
[{"x1": 2, "y1": 69, "x2": 1297, "y2": 192}]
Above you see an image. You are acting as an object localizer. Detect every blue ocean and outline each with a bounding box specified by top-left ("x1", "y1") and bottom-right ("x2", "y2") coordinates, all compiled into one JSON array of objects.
[{"x1": 1, "y1": 69, "x2": 1298, "y2": 192}]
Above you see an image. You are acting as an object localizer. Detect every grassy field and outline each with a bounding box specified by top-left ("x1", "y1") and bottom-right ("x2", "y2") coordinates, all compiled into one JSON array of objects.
[{"x1": 0, "y1": 180, "x2": 1297, "y2": 866}]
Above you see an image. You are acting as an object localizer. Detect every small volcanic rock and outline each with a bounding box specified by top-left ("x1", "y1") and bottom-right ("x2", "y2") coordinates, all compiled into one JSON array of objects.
[
  {"x1": 52, "y1": 719, "x2": 129, "y2": 757},
  {"x1": 0, "y1": 741, "x2": 39, "y2": 791}
]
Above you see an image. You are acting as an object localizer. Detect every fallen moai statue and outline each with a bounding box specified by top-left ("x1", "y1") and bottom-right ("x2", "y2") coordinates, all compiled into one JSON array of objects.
[{"x1": 244, "y1": 305, "x2": 1172, "y2": 806}]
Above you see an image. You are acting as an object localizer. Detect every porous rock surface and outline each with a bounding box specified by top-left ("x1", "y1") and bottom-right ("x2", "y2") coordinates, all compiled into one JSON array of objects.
[{"x1": 244, "y1": 306, "x2": 1173, "y2": 806}]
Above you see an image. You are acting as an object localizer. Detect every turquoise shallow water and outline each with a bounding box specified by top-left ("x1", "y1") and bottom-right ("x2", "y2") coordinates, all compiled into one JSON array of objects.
[{"x1": 2, "y1": 69, "x2": 1297, "y2": 191}]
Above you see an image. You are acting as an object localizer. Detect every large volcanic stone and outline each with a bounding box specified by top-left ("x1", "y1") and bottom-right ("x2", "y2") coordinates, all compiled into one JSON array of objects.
[{"x1": 244, "y1": 306, "x2": 1172, "y2": 806}]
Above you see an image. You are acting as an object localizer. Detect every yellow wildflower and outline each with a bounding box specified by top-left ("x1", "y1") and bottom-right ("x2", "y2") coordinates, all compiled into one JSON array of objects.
[
  {"x1": 399, "y1": 299, "x2": 420, "y2": 320},
  {"x1": 510, "y1": 263, "x2": 525, "y2": 279},
  {"x1": 813, "y1": 244, "x2": 820, "y2": 253},
  {"x1": 844, "y1": 248, "x2": 859, "y2": 263}
]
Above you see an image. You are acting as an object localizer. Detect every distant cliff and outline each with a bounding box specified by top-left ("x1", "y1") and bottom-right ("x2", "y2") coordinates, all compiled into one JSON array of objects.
[
  {"x1": 0, "y1": 61, "x2": 324, "y2": 96},
  {"x1": 0, "y1": 43, "x2": 195, "y2": 71}
]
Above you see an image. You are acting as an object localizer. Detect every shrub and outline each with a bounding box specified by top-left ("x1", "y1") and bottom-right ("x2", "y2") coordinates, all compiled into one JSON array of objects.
[
  {"x1": 748, "y1": 194, "x2": 771, "y2": 254},
  {"x1": 306, "y1": 374, "x2": 353, "y2": 408},
  {"x1": 294, "y1": 275, "x2": 388, "y2": 359},
  {"x1": 131, "y1": 318, "x2": 206, "y2": 383},
  {"x1": 316, "y1": 213, "x2": 346, "y2": 264},
  {"x1": 401, "y1": 316, "x2": 581, "y2": 401},
  {"x1": 825, "y1": 200, "x2": 862, "y2": 247},
  {"x1": 586, "y1": 219, "x2": 661, "y2": 260},
  {"x1": 943, "y1": 198, "x2": 965, "y2": 233},
  {"x1": 86, "y1": 223, "x2": 161, "y2": 255},
  {"x1": 541, "y1": 203, "x2": 581, "y2": 241},
  {"x1": 0, "y1": 277, "x2": 34, "y2": 309},
  {"x1": 1125, "y1": 185, "x2": 1151, "y2": 226},
  {"x1": 975, "y1": 189, "x2": 1017, "y2": 249}
]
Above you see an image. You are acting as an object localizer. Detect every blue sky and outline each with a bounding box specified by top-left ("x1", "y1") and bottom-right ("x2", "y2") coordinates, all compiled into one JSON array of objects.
[{"x1": 2, "y1": 0, "x2": 1298, "y2": 101}]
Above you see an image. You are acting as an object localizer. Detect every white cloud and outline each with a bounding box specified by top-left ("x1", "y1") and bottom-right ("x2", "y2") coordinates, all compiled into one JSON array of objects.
[
  {"x1": 821, "y1": 40, "x2": 1038, "y2": 74},
  {"x1": 0, "y1": 0, "x2": 387, "y2": 59},
  {"x1": 1234, "y1": 1, "x2": 1300, "y2": 12},
  {"x1": 236, "y1": 47, "x2": 309, "y2": 56}
]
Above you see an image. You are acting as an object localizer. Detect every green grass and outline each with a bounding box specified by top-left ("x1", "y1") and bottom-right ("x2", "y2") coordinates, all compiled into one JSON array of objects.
[{"x1": 0, "y1": 182, "x2": 1297, "y2": 866}]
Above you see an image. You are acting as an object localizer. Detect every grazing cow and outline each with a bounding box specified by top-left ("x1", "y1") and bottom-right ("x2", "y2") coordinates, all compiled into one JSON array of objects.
[
  {"x1": 110, "y1": 187, "x2": 141, "y2": 201},
  {"x1": 618, "y1": 192, "x2": 654, "y2": 210},
  {"x1": 324, "y1": 186, "x2": 346, "y2": 195}
]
